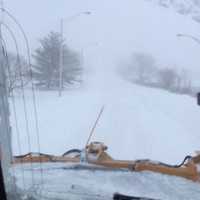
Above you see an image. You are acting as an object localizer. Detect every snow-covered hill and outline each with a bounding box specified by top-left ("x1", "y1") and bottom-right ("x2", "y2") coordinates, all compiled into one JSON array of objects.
[{"x1": 11, "y1": 75, "x2": 200, "y2": 165}]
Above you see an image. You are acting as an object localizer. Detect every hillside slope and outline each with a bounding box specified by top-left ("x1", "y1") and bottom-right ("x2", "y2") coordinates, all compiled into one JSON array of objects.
[{"x1": 12, "y1": 74, "x2": 200, "y2": 164}]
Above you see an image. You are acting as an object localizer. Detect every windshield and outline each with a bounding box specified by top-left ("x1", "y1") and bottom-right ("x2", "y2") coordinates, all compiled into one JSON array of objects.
[{"x1": 1, "y1": 0, "x2": 200, "y2": 200}]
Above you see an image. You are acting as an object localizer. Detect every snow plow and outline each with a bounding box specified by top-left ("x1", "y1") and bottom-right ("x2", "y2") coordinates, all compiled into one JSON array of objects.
[
  {"x1": 69, "y1": 142, "x2": 200, "y2": 182},
  {"x1": 13, "y1": 141, "x2": 200, "y2": 182},
  {"x1": 12, "y1": 107, "x2": 200, "y2": 183}
]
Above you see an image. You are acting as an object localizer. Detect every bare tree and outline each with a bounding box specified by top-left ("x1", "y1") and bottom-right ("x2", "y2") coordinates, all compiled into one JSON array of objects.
[
  {"x1": 119, "y1": 52, "x2": 194, "y2": 96},
  {"x1": 128, "y1": 52, "x2": 157, "y2": 84},
  {"x1": 177, "y1": 68, "x2": 192, "y2": 94},
  {"x1": 5, "y1": 53, "x2": 29, "y2": 95},
  {"x1": 158, "y1": 68, "x2": 178, "y2": 90}
]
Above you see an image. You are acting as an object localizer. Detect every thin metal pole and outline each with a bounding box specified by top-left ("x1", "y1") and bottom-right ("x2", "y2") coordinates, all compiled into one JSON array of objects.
[
  {"x1": 86, "y1": 106, "x2": 105, "y2": 147},
  {"x1": 58, "y1": 12, "x2": 91, "y2": 97},
  {"x1": 59, "y1": 19, "x2": 63, "y2": 97}
]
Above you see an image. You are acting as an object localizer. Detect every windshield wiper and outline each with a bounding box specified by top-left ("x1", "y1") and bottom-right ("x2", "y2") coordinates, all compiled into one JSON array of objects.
[{"x1": 113, "y1": 193, "x2": 160, "y2": 200}]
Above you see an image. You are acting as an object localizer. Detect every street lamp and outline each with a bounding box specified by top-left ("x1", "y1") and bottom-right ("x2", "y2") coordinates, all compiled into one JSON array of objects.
[
  {"x1": 59, "y1": 11, "x2": 91, "y2": 97},
  {"x1": 177, "y1": 34, "x2": 200, "y2": 45}
]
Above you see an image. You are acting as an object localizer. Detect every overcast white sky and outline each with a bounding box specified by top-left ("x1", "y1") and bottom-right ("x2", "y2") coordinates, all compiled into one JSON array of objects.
[{"x1": 2, "y1": 0, "x2": 200, "y2": 85}]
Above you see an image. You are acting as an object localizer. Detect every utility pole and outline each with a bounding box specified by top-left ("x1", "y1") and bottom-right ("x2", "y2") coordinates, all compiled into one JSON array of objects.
[
  {"x1": 59, "y1": 19, "x2": 63, "y2": 97},
  {"x1": 58, "y1": 11, "x2": 91, "y2": 97},
  {"x1": 0, "y1": 0, "x2": 11, "y2": 198}
]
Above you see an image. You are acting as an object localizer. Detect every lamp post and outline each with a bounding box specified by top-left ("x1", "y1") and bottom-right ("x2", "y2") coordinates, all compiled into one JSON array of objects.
[{"x1": 59, "y1": 11, "x2": 91, "y2": 97}]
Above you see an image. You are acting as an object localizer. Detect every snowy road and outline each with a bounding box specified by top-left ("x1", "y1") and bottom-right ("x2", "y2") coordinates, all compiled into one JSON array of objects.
[
  {"x1": 11, "y1": 79, "x2": 200, "y2": 164},
  {"x1": 13, "y1": 163, "x2": 200, "y2": 200},
  {"x1": 11, "y1": 72, "x2": 200, "y2": 200}
]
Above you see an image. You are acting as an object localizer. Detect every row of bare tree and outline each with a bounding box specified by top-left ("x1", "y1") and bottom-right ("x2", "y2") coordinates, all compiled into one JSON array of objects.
[{"x1": 120, "y1": 52, "x2": 192, "y2": 95}]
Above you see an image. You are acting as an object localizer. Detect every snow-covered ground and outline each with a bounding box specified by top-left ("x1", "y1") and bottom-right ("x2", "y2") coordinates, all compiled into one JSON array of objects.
[
  {"x1": 10, "y1": 68, "x2": 200, "y2": 199},
  {"x1": 11, "y1": 74, "x2": 200, "y2": 164},
  {"x1": 10, "y1": 69, "x2": 200, "y2": 199}
]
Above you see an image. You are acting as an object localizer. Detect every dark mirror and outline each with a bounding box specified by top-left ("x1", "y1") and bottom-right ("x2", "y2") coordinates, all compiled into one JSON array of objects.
[{"x1": 197, "y1": 93, "x2": 200, "y2": 106}]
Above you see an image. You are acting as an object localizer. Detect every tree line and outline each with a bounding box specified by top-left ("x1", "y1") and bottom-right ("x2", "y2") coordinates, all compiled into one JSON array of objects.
[
  {"x1": 5, "y1": 31, "x2": 82, "y2": 94},
  {"x1": 120, "y1": 52, "x2": 193, "y2": 95}
]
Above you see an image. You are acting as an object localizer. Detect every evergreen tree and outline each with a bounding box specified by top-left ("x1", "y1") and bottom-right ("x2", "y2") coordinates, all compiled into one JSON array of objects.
[{"x1": 33, "y1": 32, "x2": 81, "y2": 89}]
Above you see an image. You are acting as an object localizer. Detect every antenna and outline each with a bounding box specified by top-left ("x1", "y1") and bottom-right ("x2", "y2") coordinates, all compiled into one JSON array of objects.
[{"x1": 85, "y1": 106, "x2": 105, "y2": 147}]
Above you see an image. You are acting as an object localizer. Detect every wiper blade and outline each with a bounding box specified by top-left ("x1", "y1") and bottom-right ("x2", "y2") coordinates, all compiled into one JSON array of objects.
[{"x1": 113, "y1": 193, "x2": 160, "y2": 200}]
